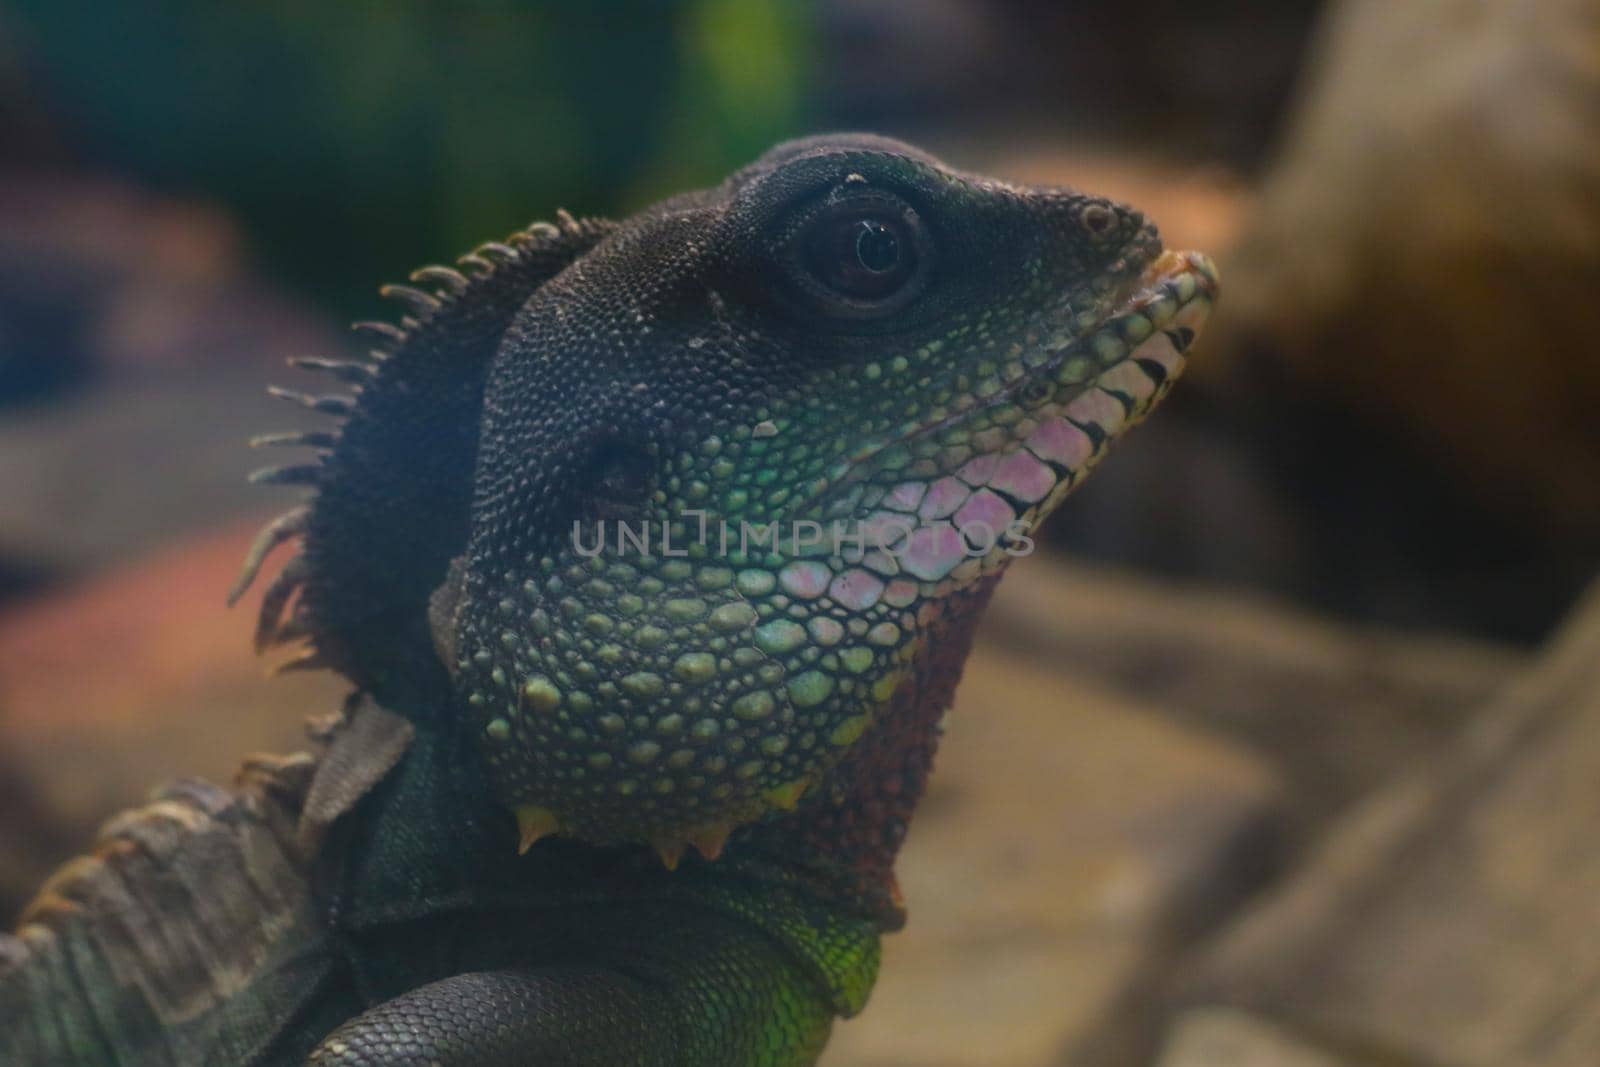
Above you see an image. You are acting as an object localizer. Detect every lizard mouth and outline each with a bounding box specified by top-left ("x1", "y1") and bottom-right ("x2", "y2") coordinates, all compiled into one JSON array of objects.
[
  {"x1": 806, "y1": 252, "x2": 1216, "y2": 543},
  {"x1": 911, "y1": 248, "x2": 1216, "y2": 450},
  {"x1": 801, "y1": 249, "x2": 1219, "y2": 585}
]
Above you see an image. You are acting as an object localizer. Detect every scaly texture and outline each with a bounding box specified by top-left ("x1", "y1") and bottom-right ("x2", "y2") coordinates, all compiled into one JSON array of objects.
[{"x1": 3, "y1": 134, "x2": 1215, "y2": 1066}]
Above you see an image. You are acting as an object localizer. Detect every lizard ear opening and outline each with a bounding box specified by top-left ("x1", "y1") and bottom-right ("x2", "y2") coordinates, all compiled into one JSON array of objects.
[
  {"x1": 587, "y1": 437, "x2": 656, "y2": 518},
  {"x1": 231, "y1": 215, "x2": 617, "y2": 712}
]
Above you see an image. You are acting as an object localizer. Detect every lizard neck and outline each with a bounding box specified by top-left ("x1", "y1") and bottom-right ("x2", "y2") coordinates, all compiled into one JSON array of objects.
[
  {"x1": 334, "y1": 577, "x2": 999, "y2": 931},
  {"x1": 735, "y1": 576, "x2": 1001, "y2": 927}
]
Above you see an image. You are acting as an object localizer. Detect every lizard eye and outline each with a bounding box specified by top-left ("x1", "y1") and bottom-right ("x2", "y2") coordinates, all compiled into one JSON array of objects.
[
  {"x1": 806, "y1": 217, "x2": 911, "y2": 298},
  {"x1": 785, "y1": 192, "x2": 931, "y2": 319}
]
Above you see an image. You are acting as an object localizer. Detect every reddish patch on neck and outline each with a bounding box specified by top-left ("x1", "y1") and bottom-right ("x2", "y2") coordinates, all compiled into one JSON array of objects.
[{"x1": 745, "y1": 576, "x2": 1002, "y2": 925}]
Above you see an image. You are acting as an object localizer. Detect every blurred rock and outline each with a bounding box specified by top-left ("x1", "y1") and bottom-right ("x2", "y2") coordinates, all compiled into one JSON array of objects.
[
  {"x1": 817, "y1": 0, "x2": 1322, "y2": 164},
  {"x1": 1219, "y1": 0, "x2": 1600, "y2": 531},
  {"x1": 0, "y1": 174, "x2": 335, "y2": 392},
  {"x1": 1194, "y1": 0, "x2": 1600, "y2": 633},
  {"x1": 1166, "y1": 580, "x2": 1600, "y2": 1067},
  {"x1": 0, "y1": 368, "x2": 319, "y2": 578},
  {"x1": 1157, "y1": 1008, "x2": 1362, "y2": 1067},
  {"x1": 0, "y1": 173, "x2": 345, "y2": 595},
  {"x1": 1011, "y1": 558, "x2": 1523, "y2": 1066},
  {"x1": 986, "y1": 560, "x2": 1525, "y2": 840}
]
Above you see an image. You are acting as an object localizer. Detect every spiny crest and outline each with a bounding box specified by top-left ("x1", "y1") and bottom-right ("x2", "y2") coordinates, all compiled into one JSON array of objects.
[
  {"x1": 229, "y1": 209, "x2": 615, "y2": 690},
  {"x1": 0, "y1": 769, "x2": 316, "y2": 1048},
  {"x1": 12, "y1": 776, "x2": 279, "y2": 939}
]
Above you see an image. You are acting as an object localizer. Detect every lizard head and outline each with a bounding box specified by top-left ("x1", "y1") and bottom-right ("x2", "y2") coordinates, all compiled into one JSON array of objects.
[
  {"x1": 445, "y1": 134, "x2": 1218, "y2": 855},
  {"x1": 237, "y1": 134, "x2": 1216, "y2": 861}
]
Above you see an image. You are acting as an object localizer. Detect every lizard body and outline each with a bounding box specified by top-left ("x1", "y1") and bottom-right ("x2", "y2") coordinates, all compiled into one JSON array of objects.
[{"x1": 0, "y1": 134, "x2": 1215, "y2": 1065}]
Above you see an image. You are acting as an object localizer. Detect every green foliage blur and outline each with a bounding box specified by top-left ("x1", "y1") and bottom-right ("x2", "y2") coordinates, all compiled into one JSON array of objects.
[{"x1": 3, "y1": 0, "x2": 813, "y2": 316}]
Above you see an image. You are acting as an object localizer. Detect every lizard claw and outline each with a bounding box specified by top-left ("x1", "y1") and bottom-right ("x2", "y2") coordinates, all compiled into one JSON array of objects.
[{"x1": 513, "y1": 806, "x2": 559, "y2": 855}]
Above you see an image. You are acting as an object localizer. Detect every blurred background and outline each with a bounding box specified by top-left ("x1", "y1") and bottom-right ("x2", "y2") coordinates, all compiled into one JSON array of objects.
[{"x1": 2, "y1": 2, "x2": 1599, "y2": 1064}]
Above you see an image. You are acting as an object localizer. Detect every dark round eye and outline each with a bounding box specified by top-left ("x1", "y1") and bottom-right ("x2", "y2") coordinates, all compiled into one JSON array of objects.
[
  {"x1": 805, "y1": 214, "x2": 917, "y2": 300},
  {"x1": 785, "y1": 192, "x2": 931, "y2": 319},
  {"x1": 854, "y1": 221, "x2": 900, "y2": 272}
]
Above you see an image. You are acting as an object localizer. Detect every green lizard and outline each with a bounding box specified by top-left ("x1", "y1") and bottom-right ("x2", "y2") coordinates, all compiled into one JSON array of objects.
[{"x1": 0, "y1": 134, "x2": 1215, "y2": 1066}]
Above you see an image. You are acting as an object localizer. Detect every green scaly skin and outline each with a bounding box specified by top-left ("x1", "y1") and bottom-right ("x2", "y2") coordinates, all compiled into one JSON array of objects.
[{"x1": 0, "y1": 135, "x2": 1215, "y2": 1066}]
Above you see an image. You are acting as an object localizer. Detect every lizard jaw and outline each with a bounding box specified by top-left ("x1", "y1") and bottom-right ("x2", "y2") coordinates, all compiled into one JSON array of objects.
[{"x1": 808, "y1": 249, "x2": 1219, "y2": 589}]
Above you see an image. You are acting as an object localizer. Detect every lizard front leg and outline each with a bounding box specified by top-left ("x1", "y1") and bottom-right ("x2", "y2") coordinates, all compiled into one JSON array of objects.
[{"x1": 305, "y1": 912, "x2": 837, "y2": 1067}]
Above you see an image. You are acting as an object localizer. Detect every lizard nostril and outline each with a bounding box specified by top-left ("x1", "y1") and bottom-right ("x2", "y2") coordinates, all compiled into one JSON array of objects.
[{"x1": 1082, "y1": 203, "x2": 1118, "y2": 237}]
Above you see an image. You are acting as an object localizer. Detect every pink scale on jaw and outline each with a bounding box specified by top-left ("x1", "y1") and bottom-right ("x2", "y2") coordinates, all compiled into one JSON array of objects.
[
  {"x1": 901, "y1": 523, "x2": 967, "y2": 581},
  {"x1": 970, "y1": 427, "x2": 1008, "y2": 454},
  {"x1": 809, "y1": 617, "x2": 845, "y2": 645},
  {"x1": 882, "y1": 481, "x2": 928, "y2": 513},
  {"x1": 883, "y1": 578, "x2": 918, "y2": 607},
  {"x1": 778, "y1": 560, "x2": 832, "y2": 599},
  {"x1": 952, "y1": 488, "x2": 1015, "y2": 536},
  {"x1": 918, "y1": 477, "x2": 969, "y2": 520},
  {"x1": 985, "y1": 450, "x2": 1055, "y2": 503},
  {"x1": 1025, "y1": 417, "x2": 1092, "y2": 468},
  {"x1": 861, "y1": 511, "x2": 915, "y2": 551},
  {"x1": 956, "y1": 453, "x2": 1000, "y2": 486},
  {"x1": 829, "y1": 569, "x2": 886, "y2": 611},
  {"x1": 863, "y1": 549, "x2": 899, "y2": 576}
]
